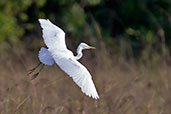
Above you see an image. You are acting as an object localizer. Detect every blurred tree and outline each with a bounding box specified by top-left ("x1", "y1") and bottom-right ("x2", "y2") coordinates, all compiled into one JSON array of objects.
[
  {"x1": 0, "y1": 0, "x2": 170, "y2": 58},
  {"x1": 0, "y1": 0, "x2": 46, "y2": 54},
  {"x1": 83, "y1": 0, "x2": 170, "y2": 59}
]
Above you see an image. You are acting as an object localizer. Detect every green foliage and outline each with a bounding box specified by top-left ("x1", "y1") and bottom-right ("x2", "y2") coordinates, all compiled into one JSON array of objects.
[
  {"x1": 0, "y1": 0, "x2": 44, "y2": 45},
  {"x1": 0, "y1": 0, "x2": 170, "y2": 59},
  {"x1": 86, "y1": 0, "x2": 101, "y2": 6},
  {"x1": 62, "y1": 4, "x2": 86, "y2": 36}
]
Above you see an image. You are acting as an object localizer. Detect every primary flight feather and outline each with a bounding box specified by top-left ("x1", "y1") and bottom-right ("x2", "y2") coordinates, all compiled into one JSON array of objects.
[{"x1": 37, "y1": 19, "x2": 99, "y2": 99}]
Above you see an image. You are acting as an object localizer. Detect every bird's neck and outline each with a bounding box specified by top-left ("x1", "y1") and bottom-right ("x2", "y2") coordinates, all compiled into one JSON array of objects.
[{"x1": 75, "y1": 47, "x2": 83, "y2": 60}]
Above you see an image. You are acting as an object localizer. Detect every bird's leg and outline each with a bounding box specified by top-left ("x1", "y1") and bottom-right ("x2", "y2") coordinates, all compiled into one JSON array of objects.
[
  {"x1": 28, "y1": 62, "x2": 41, "y2": 75},
  {"x1": 31, "y1": 64, "x2": 44, "y2": 80}
]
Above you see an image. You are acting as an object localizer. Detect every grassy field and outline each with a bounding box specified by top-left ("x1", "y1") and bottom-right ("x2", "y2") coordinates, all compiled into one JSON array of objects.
[{"x1": 0, "y1": 46, "x2": 171, "y2": 114}]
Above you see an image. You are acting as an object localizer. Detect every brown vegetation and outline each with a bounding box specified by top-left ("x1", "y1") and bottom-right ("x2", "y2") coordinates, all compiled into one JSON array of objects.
[{"x1": 0, "y1": 44, "x2": 171, "y2": 114}]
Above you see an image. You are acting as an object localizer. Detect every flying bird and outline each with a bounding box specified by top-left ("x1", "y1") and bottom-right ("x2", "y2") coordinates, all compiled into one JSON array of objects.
[{"x1": 29, "y1": 19, "x2": 99, "y2": 99}]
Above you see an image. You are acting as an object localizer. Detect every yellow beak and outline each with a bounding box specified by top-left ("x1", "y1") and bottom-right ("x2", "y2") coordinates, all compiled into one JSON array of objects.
[{"x1": 87, "y1": 46, "x2": 96, "y2": 49}]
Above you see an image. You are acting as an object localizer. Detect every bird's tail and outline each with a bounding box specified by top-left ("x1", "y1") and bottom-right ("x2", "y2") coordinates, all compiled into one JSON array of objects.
[{"x1": 38, "y1": 47, "x2": 55, "y2": 66}]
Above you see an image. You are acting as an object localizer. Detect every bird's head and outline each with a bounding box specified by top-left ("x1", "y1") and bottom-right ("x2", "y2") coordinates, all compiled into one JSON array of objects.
[{"x1": 79, "y1": 43, "x2": 96, "y2": 50}]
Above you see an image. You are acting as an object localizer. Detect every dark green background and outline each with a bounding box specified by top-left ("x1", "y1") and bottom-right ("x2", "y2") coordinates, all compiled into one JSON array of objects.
[{"x1": 0, "y1": 0, "x2": 170, "y2": 60}]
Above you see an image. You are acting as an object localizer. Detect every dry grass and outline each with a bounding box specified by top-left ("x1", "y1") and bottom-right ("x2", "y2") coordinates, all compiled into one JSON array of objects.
[{"x1": 0, "y1": 47, "x2": 171, "y2": 114}]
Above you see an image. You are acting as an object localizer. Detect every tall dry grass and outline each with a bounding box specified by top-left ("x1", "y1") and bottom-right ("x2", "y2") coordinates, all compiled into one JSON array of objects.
[{"x1": 0, "y1": 43, "x2": 171, "y2": 114}]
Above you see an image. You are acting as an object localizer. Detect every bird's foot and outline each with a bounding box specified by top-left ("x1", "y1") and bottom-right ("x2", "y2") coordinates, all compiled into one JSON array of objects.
[
  {"x1": 28, "y1": 68, "x2": 36, "y2": 75},
  {"x1": 30, "y1": 72, "x2": 40, "y2": 80},
  {"x1": 28, "y1": 63, "x2": 44, "y2": 80},
  {"x1": 27, "y1": 62, "x2": 41, "y2": 75}
]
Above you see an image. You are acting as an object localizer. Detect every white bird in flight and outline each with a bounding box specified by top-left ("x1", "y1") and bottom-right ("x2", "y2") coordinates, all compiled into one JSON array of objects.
[{"x1": 29, "y1": 19, "x2": 99, "y2": 99}]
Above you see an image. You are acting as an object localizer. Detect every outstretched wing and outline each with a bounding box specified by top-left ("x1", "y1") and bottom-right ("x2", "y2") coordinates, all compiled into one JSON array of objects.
[
  {"x1": 38, "y1": 47, "x2": 55, "y2": 66},
  {"x1": 54, "y1": 57, "x2": 99, "y2": 99},
  {"x1": 38, "y1": 19, "x2": 66, "y2": 49}
]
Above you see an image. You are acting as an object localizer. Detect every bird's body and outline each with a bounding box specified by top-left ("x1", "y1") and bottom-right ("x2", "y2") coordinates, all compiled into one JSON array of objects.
[{"x1": 36, "y1": 19, "x2": 99, "y2": 99}]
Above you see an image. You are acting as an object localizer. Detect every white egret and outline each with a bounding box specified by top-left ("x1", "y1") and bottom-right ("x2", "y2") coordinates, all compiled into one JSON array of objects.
[{"x1": 29, "y1": 19, "x2": 99, "y2": 99}]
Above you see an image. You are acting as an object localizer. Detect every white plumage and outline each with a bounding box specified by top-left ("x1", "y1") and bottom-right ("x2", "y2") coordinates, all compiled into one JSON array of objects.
[
  {"x1": 38, "y1": 47, "x2": 54, "y2": 66},
  {"x1": 39, "y1": 19, "x2": 66, "y2": 50},
  {"x1": 38, "y1": 19, "x2": 99, "y2": 99}
]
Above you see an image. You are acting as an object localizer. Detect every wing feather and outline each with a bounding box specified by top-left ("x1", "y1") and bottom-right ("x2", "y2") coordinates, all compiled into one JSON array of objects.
[
  {"x1": 38, "y1": 19, "x2": 66, "y2": 49},
  {"x1": 38, "y1": 19, "x2": 99, "y2": 99},
  {"x1": 54, "y1": 57, "x2": 99, "y2": 99}
]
